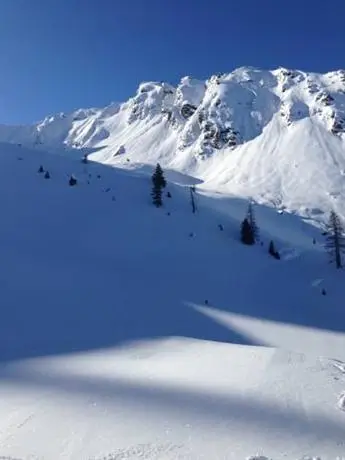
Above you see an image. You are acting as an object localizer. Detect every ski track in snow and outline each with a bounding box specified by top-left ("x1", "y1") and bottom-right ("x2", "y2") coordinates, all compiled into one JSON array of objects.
[{"x1": 91, "y1": 443, "x2": 185, "y2": 460}]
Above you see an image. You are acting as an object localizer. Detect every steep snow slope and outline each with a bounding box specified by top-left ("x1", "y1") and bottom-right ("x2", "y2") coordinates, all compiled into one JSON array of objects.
[
  {"x1": 0, "y1": 143, "x2": 345, "y2": 459},
  {"x1": 1, "y1": 67, "x2": 345, "y2": 223}
]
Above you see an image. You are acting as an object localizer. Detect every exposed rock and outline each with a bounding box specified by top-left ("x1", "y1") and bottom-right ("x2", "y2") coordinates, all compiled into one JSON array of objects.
[
  {"x1": 331, "y1": 118, "x2": 345, "y2": 135},
  {"x1": 201, "y1": 122, "x2": 239, "y2": 149},
  {"x1": 162, "y1": 109, "x2": 172, "y2": 122},
  {"x1": 181, "y1": 103, "x2": 197, "y2": 119},
  {"x1": 198, "y1": 110, "x2": 205, "y2": 125},
  {"x1": 316, "y1": 92, "x2": 335, "y2": 105}
]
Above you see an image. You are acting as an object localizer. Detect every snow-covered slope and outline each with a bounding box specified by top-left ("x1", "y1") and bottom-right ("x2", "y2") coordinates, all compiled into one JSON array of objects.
[
  {"x1": 0, "y1": 143, "x2": 345, "y2": 459},
  {"x1": 1, "y1": 67, "x2": 345, "y2": 223}
]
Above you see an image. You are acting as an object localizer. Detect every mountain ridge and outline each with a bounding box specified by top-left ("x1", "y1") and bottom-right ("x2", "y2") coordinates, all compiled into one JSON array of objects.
[{"x1": 1, "y1": 66, "x2": 345, "y2": 222}]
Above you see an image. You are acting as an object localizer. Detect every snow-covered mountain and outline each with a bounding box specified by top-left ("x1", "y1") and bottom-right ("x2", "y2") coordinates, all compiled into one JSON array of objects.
[
  {"x1": 2, "y1": 66, "x2": 345, "y2": 223},
  {"x1": 2, "y1": 66, "x2": 345, "y2": 459}
]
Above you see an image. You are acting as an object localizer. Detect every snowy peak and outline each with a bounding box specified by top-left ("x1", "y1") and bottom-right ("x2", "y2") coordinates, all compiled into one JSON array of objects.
[
  {"x1": 127, "y1": 81, "x2": 175, "y2": 124},
  {"x1": 2, "y1": 66, "x2": 345, "y2": 154}
]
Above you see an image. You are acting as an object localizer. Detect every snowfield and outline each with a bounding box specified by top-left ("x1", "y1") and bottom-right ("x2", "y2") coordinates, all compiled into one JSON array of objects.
[
  {"x1": 0, "y1": 66, "x2": 345, "y2": 459},
  {"x1": 0, "y1": 141, "x2": 344, "y2": 459}
]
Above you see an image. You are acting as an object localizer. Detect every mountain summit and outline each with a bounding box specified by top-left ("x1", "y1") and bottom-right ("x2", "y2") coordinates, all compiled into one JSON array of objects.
[{"x1": 2, "y1": 66, "x2": 345, "y2": 221}]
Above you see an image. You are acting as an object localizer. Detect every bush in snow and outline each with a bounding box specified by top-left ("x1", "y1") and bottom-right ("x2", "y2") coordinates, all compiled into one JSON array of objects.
[
  {"x1": 44, "y1": 171, "x2": 50, "y2": 179},
  {"x1": 268, "y1": 240, "x2": 280, "y2": 259},
  {"x1": 69, "y1": 175, "x2": 77, "y2": 186},
  {"x1": 38, "y1": 165, "x2": 44, "y2": 173},
  {"x1": 167, "y1": 191, "x2": 172, "y2": 198}
]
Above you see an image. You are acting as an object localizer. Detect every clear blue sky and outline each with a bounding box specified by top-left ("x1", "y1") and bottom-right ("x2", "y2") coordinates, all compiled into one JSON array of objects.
[{"x1": 0, "y1": 0, "x2": 344, "y2": 124}]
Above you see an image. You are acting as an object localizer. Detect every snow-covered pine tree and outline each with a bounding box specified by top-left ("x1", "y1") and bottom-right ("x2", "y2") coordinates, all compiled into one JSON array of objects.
[
  {"x1": 151, "y1": 164, "x2": 166, "y2": 207},
  {"x1": 241, "y1": 218, "x2": 255, "y2": 245},
  {"x1": 325, "y1": 210, "x2": 345, "y2": 268},
  {"x1": 247, "y1": 202, "x2": 259, "y2": 242}
]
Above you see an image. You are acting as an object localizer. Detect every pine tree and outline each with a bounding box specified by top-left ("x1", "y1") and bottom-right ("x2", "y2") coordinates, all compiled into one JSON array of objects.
[
  {"x1": 325, "y1": 210, "x2": 345, "y2": 268},
  {"x1": 38, "y1": 165, "x2": 44, "y2": 173},
  {"x1": 247, "y1": 202, "x2": 259, "y2": 242},
  {"x1": 241, "y1": 218, "x2": 255, "y2": 245},
  {"x1": 151, "y1": 164, "x2": 166, "y2": 207},
  {"x1": 152, "y1": 163, "x2": 166, "y2": 189},
  {"x1": 44, "y1": 171, "x2": 50, "y2": 179},
  {"x1": 151, "y1": 183, "x2": 162, "y2": 207}
]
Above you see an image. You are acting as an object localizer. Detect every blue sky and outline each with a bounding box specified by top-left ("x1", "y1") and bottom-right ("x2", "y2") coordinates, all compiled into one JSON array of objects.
[{"x1": 0, "y1": 0, "x2": 344, "y2": 123}]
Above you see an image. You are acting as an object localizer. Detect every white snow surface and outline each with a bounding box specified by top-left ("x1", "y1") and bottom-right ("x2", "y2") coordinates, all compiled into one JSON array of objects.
[
  {"x1": 1, "y1": 66, "x2": 345, "y2": 224},
  {"x1": 0, "y1": 140, "x2": 345, "y2": 459}
]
